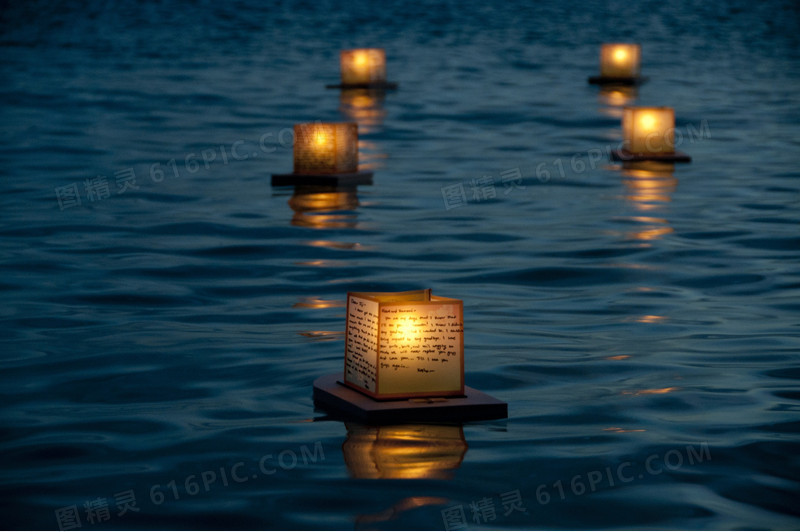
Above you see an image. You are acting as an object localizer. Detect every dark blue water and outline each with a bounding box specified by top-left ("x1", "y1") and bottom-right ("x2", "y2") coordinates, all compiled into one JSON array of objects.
[{"x1": 2, "y1": 0, "x2": 799, "y2": 529}]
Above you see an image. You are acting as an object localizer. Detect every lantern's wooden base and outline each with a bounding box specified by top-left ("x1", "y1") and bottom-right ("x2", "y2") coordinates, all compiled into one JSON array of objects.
[
  {"x1": 325, "y1": 82, "x2": 398, "y2": 90},
  {"x1": 313, "y1": 373, "x2": 508, "y2": 423},
  {"x1": 271, "y1": 171, "x2": 373, "y2": 187},
  {"x1": 610, "y1": 149, "x2": 692, "y2": 163},
  {"x1": 588, "y1": 75, "x2": 648, "y2": 86}
]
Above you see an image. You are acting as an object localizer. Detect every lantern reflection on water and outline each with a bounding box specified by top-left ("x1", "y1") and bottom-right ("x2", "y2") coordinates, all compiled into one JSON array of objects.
[
  {"x1": 598, "y1": 86, "x2": 638, "y2": 118},
  {"x1": 621, "y1": 161, "x2": 676, "y2": 242},
  {"x1": 343, "y1": 423, "x2": 467, "y2": 479},
  {"x1": 288, "y1": 186, "x2": 359, "y2": 229},
  {"x1": 339, "y1": 89, "x2": 387, "y2": 133}
]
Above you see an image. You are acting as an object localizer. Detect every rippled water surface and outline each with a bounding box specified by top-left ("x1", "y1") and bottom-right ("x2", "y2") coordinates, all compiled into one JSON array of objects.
[{"x1": 1, "y1": 1, "x2": 799, "y2": 529}]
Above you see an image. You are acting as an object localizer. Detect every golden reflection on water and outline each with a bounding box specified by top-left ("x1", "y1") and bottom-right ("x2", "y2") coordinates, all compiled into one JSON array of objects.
[
  {"x1": 635, "y1": 314, "x2": 667, "y2": 323},
  {"x1": 621, "y1": 161, "x2": 677, "y2": 243},
  {"x1": 339, "y1": 88, "x2": 387, "y2": 133},
  {"x1": 623, "y1": 387, "x2": 679, "y2": 396},
  {"x1": 292, "y1": 298, "x2": 345, "y2": 309},
  {"x1": 288, "y1": 185, "x2": 359, "y2": 229},
  {"x1": 343, "y1": 423, "x2": 468, "y2": 480},
  {"x1": 338, "y1": 89, "x2": 389, "y2": 170},
  {"x1": 598, "y1": 86, "x2": 638, "y2": 118}
]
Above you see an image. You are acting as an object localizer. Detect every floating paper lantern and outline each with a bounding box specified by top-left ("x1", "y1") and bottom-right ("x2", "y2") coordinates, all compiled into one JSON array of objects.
[
  {"x1": 294, "y1": 122, "x2": 357, "y2": 174},
  {"x1": 601, "y1": 43, "x2": 641, "y2": 78},
  {"x1": 312, "y1": 290, "x2": 507, "y2": 422},
  {"x1": 589, "y1": 43, "x2": 646, "y2": 85},
  {"x1": 272, "y1": 122, "x2": 373, "y2": 186},
  {"x1": 623, "y1": 106, "x2": 674, "y2": 154},
  {"x1": 326, "y1": 48, "x2": 398, "y2": 89},
  {"x1": 341, "y1": 49, "x2": 386, "y2": 86},
  {"x1": 611, "y1": 107, "x2": 691, "y2": 162},
  {"x1": 344, "y1": 289, "x2": 464, "y2": 399}
]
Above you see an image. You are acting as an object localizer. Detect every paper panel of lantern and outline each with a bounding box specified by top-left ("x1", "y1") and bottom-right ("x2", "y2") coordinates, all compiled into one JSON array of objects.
[{"x1": 344, "y1": 289, "x2": 464, "y2": 400}]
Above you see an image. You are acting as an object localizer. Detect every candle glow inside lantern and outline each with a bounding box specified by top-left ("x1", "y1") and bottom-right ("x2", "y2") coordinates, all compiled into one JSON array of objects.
[
  {"x1": 344, "y1": 289, "x2": 464, "y2": 399},
  {"x1": 272, "y1": 122, "x2": 374, "y2": 186},
  {"x1": 612, "y1": 107, "x2": 691, "y2": 163},
  {"x1": 327, "y1": 48, "x2": 398, "y2": 90},
  {"x1": 589, "y1": 43, "x2": 646, "y2": 85}
]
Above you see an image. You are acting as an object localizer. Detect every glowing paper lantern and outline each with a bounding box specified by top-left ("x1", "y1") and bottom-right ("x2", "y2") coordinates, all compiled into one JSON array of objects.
[
  {"x1": 610, "y1": 107, "x2": 691, "y2": 162},
  {"x1": 341, "y1": 49, "x2": 387, "y2": 86},
  {"x1": 622, "y1": 106, "x2": 675, "y2": 154},
  {"x1": 273, "y1": 122, "x2": 374, "y2": 186},
  {"x1": 294, "y1": 122, "x2": 358, "y2": 174},
  {"x1": 326, "y1": 48, "x2": 398, "y2": 89},
  {"x1": 589, "y1": 43, "x2": 646, "y2": 85},
  {"x1": 344, "y1": 289, "x2": 464, "y2": 399},
  {"x1": 600, "y1": 43, "x2": 641, "y2": 78}
]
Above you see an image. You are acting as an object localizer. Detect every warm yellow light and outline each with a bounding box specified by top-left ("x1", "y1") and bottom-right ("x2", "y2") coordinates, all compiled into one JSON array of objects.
[
  {"x1": 395, "y1": 317, "x2": 420, "y2": 345},
  {"x1": 600, "y1": 43, "x2": 641, "y2": 78},
  {"x1": 340, "y1": 48, "x2": 387, "y2": 85},
  {"x1": 353, "y1": 51, "x2": 368, "y2": 67},
  {"x1": 622, "y1": 107, "x2": 675, "y2": 154},
  {"x1": 639, "y1": 113, "x2": 656, "y2": 130},
  {"x1": 293, "y1": 122, "x2": 358, "y2": 174}
]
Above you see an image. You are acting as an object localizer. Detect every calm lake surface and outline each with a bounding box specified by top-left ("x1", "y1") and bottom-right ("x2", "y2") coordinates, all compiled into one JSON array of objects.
[{"x1": 1, "y1": 0, "x2": 799, "y2": 529}]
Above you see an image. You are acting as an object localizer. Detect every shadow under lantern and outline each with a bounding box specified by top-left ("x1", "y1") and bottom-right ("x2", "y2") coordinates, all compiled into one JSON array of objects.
[
  {"x1": 589, "y1": 43, "x2": 647, "y2": 86},
  {"x1": 313, "y1": 289, "x2": 508, "y2": 423},
  {"x1": 611, "y1": 106, "x2": 692, "y2": 163},
  {"x1": 326, "y1": 48, "x2": 398, "y2": 90},
  {"x1": 271, "y1": 122, "x2": 374, "y2": 187}
]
